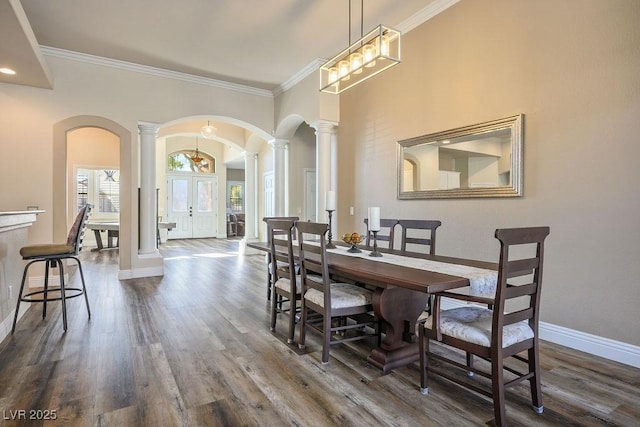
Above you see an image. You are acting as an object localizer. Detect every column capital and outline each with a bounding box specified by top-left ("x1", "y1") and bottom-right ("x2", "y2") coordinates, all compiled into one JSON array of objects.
[
  {"x1": 138, "y1": 121, "x2": 160, "y2": 136},
  {"x1": 310, "y1": 120, "x2": 338, "y2": 134},
  {"x1": 269, "y1": 138, "x2": 289, "y2": 150},
  {"x1": 244, "y1": 151, "x2": 259, "y2": 159}
]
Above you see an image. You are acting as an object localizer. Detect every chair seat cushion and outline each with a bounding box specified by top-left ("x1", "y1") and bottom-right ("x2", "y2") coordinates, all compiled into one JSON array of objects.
[
  {"x1": 274, "y1": 277, "x2": 300, "y2": 294},
  {"x1": 268, "y1": 261, "x2": 300, "y2": 275},
  {"x1": 20, "y1": 243, "x2": 74, "y2": 259},
  {"x1": 424, "y1": 305, "x2": 534, "y2": 348},
  {"x1": 305, "y1": 283, "x2": 372, "y2": 309}
]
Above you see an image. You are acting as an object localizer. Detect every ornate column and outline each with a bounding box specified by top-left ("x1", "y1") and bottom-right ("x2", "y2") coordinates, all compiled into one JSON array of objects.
[
  {"x1": 243, "y1": 151, "x2": 258, "y2": 240},
  {"x1": 270, "y1": 138, "x2": 288, "y2": 217},
  {"x1": 138, "y1": 122, "x2": 160, "y2": 255},
  {"x1": 311, "y1": 121, "x2": 338, "y2": 233}
]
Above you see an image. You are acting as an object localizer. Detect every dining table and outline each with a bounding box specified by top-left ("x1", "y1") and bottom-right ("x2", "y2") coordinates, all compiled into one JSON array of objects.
[{"x1": 247, "y1": 240, "x2": 498, "y2": 373}]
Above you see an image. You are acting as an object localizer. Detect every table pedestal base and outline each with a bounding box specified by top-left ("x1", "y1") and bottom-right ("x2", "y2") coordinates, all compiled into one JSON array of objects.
[
  {"x1": 368, "y1": 285, "x2": 429, "y2": 373},
  {"x1": 368, "y1": 343, "x2": 420, "y2": 374}
]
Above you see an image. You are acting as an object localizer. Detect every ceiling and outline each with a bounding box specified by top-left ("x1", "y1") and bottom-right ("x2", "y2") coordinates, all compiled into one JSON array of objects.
[{"x1": 1, "y1": 0, "x2": 450, "y2": 92}]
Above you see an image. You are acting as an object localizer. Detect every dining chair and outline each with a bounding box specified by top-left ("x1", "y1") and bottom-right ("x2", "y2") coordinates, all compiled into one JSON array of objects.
[
  {"x1": 398, "y1": 219, "x2": 442, "y2": 255},
  {"x1": 296, "y1": 221, "x2": 378, "y2": 364},
  {"x1": 227, "y1": 213, "x2": 238, "y2": 237},
  {"x1": 262, "y1": 216, "x2": 299, "y2": 301},
  {"x1": 12, "y1": 204, "x2": 93, "y2": 334},
  {"x1": 265, "y1": 218, "x2": 300, "y2": 344},
  {"x1": 364, "y1": 218, "x2": 399, "y2": 250},
  {"x1": 418, "y1": 226, "x2": 550, "y2": 427}
]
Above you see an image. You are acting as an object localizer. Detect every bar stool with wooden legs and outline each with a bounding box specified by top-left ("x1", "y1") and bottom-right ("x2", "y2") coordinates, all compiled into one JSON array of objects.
[{"x1": 11, "y1": 204, "x2": 93, "y2": 334}]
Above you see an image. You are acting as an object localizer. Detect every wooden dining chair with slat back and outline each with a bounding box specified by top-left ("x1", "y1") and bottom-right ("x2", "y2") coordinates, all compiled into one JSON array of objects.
[
  {"x1": 262, "y1": 216, "x2": 299, "y2": 301},
  {"x1": 398, "y1": 219, "x2": 442, "y2": 255},
  {"x1": 364, "y1": 218, "x2": 399, "y2": 250},
  {"x1": 296, "y1": 221, "x2": 379, "y2": 364},
  {"x1": 265, "y1": 218, "x2": 300, "y2": 344},
  {"x1": 12, "y1": 204, "x2": 93, "y2": 334},
  {"x1": 418, "y1": 226, "x2": 550, "y2": 427}
]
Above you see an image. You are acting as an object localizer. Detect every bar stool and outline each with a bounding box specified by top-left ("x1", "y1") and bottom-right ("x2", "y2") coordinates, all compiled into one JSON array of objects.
[{"x1": 11, "y1": 204, "x2": 93, "y2": 334}]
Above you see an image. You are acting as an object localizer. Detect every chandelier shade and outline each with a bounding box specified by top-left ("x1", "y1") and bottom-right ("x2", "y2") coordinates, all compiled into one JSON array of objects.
[
  {"x1": 191, "y1": 137, "x2": 203, "y2": 164},
  {"x1": 320, "y1": 25, "x2": 401, "y2": 94},
  {"x1": 201, "y1": 121, "x2": 217, "y2": 139}
]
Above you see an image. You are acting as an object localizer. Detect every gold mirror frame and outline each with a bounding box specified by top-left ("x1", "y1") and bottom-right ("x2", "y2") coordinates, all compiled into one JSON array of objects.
[{"x1": 397, "y1": 114, "x2": 523, "y2": 199}]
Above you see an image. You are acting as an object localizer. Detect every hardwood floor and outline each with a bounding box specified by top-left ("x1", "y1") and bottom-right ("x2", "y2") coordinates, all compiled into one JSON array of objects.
[{"x1": 1, "y1": 238, "x2": 638, "y2": 426}]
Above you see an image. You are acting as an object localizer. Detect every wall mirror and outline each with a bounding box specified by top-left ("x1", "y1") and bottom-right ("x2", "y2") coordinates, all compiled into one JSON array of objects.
[{"x1": 397, "y1": 114, "x2": 523, "y2": 199}]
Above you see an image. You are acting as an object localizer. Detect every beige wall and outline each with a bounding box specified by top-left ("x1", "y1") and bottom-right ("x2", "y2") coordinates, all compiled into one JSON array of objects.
[{"x1": 337, "y1": 0, "x2": 640, "y2": 345}]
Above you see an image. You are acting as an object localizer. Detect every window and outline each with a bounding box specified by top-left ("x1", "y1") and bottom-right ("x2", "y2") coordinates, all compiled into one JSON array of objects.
[
  {"x1": 76, "y1": 168, "x2": 120, "y2": 220},
  {"x1": 228, "y1": 181, "x2": 244, "y2": 213},
  {"x1": 168, "y1": 151, "x2": 215, "y2": 173}
]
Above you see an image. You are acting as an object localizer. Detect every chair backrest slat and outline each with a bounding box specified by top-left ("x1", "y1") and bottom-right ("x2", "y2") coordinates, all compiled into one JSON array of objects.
[
  {"x1": 493, "y1": 226, "x2": 550, "y2": 340},
  {"x1": 398, "y1": 219, "x2": 441, "y2": 255},
  {"x1": 263, "y1": 216, "x2": 299, "y2": 242},
  {"x1": 364, "y1": 218, "x2": 398, "y2": 249},
  {"x1": 296, "y1": 221, "x2": 330, "y2": 299},
  {"x1": 68, "y1": 204, "x2": 93, "y2": 254},
  {"x1": 265, "y1": 218, "x2": 296, "y2": 283}
]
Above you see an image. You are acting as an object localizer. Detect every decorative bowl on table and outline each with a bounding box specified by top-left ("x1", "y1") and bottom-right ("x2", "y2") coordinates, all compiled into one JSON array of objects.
[{"x1": 342, "y1": 232, "x2": 364, "y2": 253}]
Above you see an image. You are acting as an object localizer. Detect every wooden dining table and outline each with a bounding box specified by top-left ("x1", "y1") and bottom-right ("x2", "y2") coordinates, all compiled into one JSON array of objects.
[{"x1": 248, "y1": 240, "x2": 497, "y2": 373}]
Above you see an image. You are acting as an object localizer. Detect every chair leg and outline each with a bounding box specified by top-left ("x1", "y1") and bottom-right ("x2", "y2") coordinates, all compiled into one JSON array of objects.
[
  {"x1": 11, "y1": 260, "x2": 34, "y2": 334},
  {"x1": 287, "y1": 297, "x2": 296, "y2": 344},
  {"x1": 419, "y1": 323, "x2": 429, "y2": 394},
  {"x1": 74, "y1": 257, "x2": 91, "y2": 319},
  {"x1": 529, "y1": 346, "x2": 544, "y2": 413},
  {"x1": 42, "y1": 260, "x2": 51, "y2": 319},
  {"x1": 492, "y1": 358, "x2": 507, "y2": 427},
  {"x1": 270, "y1": 291, "x2": 278, "y2": 332},
  {"x1": 58, "y1": 260, "x2": 68, "y2": 332},
  {"x1": 322, "y1": 314, "x2": 331, "y2": 364},
  {"x1": 298, "y1": 300, "x2": 307, "y2": 350}
]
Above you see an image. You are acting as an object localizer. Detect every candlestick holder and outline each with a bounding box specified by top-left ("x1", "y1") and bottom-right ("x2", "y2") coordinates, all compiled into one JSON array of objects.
[
  {"x1": 369, "y1": 230, "x2": 383, "y2": 257},
  {"x1": 326, "y1": 210, "x2": 336, "y2": 248}
]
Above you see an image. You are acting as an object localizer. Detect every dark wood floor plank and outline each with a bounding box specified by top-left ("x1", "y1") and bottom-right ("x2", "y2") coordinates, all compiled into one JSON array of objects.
[{"x1": 1, "y1": 238, "x2": 638, "y2": 426}]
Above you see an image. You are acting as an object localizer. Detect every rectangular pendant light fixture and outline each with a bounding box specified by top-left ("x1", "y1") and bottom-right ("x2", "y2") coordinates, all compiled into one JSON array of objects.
[{"x1": 320, "y1": 24, "x2": 401, "y2": 94}]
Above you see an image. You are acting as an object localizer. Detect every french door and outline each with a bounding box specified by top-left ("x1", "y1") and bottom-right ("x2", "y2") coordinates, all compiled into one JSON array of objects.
[{"x1": 167, "y1": 175, "x2": 218, "y2": 239}]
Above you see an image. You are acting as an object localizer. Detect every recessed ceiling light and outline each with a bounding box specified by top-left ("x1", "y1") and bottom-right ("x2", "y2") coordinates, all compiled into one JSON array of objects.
[{"x1": 0, "y1": 67, "x2": 17, "y2": 75}]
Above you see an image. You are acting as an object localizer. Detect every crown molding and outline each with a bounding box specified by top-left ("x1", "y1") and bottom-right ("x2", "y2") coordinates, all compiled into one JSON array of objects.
[
  {"x1": 275, "y1": 58, "x2": 325, "y2": 97},
  {"x1": 397, "y1": 0, "x2": 460, "y2": 34},
  {"x1": 40, "y1": 46, "x2": 273, "y2": 98}
]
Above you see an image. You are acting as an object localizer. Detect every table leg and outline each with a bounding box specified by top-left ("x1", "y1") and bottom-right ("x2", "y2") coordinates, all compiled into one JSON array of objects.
[
  {"x1": 367, "y1": 285, "x2": 429, "y2": 373},
  {"x1": 91, "y1": 229, "x2": 104, "y2": 251},
  {"x1": 107, "y1": 230, "x2": 119, "y2": 248}
]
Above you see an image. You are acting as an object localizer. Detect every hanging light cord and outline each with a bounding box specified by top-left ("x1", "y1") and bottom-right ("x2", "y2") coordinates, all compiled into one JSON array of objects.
[{"x1": 348, "y1": 0, "x2": 365, "y2": 46}]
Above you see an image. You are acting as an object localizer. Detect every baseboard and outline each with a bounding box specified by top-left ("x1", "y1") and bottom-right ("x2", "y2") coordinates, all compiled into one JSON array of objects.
[
  {"x1": 538, "y1": 322, "x2": 640, "y2": 368},
  {"x1": 441, "y1": 298, "x2": 640, "y2": 369},
  {"x1": 117, "y1": 266, "x2": 164, "y2": 280},
  {"x1": 0, "y1": 304, "x2": 29, "y2": 344}
]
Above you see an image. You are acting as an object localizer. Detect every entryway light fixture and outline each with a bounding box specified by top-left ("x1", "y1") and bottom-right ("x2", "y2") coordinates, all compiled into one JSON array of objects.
[
  {"x1": 191, "y1": 137, "x2": 204, "y2": 164},
  {"x1": 319, "y1": 0, "x2": 401, "y2": 94},
  {"x1": 201, "y1": 120, "x2": 217, "y2": 139}
]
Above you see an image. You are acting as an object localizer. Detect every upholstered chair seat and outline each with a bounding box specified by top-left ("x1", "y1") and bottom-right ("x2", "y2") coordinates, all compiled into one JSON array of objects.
[
  {"x1": 20, "y1": 243, "x2": 75, "y2": 258},
  {"x1": 304, "y1": 283, "x2": 373, "y2": 309},
  {"x1": 423, "y1": 305, "x2": 534, "y2": 348}
]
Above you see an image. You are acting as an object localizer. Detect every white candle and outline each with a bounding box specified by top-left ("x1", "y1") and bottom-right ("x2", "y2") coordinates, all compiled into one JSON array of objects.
[
  {"x1": 368, "y1": 207, "x2": 380, "y2": 231},
  {"x1": 325, "y1": 191, "x2": 336, "y2": 211}
]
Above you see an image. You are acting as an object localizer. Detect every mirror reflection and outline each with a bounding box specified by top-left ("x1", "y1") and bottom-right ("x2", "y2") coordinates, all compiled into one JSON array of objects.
[{"x1": 397, "y1": 114, "x2": 523, "y2": 199}]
